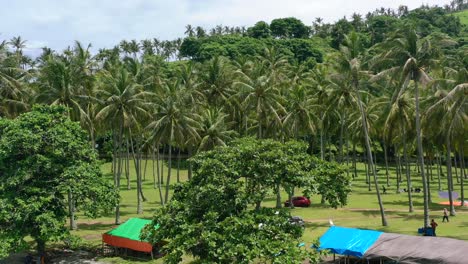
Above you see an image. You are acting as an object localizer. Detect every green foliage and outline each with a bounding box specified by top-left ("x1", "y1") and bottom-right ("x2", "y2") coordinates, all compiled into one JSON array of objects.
[
  {"x1": 270, "y1": 17, "x2": 310, "y2": 39},
  {"x1": 404, "y1": 7, "x2": 463, "y2": 37},
  {"x1": 366, "y1": 15, "x2": 400, "y2": 45},
  {"x1": 179, "y1": 35, "x2": 324, "y2": 63},
  {"x1": 330, "y1": 18, "x2": 354, "y2": 49},
  {"x1": 247, "y1": 21, "x2": 272, "y2": 39},
  {"x1": 142, "y1": 138, "x2": 348, "y2": 263},
  {"x1": 0, "y1": 105, "x2": 118, "y2": 257}
]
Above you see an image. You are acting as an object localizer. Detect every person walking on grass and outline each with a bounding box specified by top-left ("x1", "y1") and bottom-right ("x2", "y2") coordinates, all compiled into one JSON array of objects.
[
  {"x1": 442, "y1": 208, "x2": 449, "y2": 222},
  {"x1": 430, "y1": 219, "x2": 438, "y2": 236}
]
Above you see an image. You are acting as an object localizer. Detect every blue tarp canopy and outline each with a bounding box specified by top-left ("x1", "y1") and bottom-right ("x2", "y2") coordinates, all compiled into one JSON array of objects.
[{"x1": 317, "y1": 226, "x2": 383, "y2": 258}]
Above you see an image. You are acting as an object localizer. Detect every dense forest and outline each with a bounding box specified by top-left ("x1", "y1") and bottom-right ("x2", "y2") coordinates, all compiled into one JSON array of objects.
[{"x1": 0, "y1": 2, "x2": 467, "y2": 257}]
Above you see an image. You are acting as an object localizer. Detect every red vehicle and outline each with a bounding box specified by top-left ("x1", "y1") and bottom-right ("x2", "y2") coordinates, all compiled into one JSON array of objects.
[{"x1": 284, "y1": 196, "x2": 311, "y2": 207}]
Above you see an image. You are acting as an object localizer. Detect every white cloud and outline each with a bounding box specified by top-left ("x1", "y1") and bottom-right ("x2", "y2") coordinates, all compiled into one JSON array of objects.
[{"x1": 0, "y1": 0, "x2": 452, "y2": 52}]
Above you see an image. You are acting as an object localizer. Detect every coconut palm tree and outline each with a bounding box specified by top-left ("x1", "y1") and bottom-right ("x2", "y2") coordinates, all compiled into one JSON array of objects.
[
  {"x1": 309, "y1": 64, "x2": 332, "y2": 160},
  {"x1": 384, "y1": 91, "x2": 415, "y2": 212},
  {"x1": 146, "y1": 79, "x2": 200, "y2": 203},
  {"x1": 425, "y1": 83, "x2": 467, "y2": 216},
  {"x1": 96, "y1": 62, "x2": 148, "y2": 220},
  {"x1": 336, "y1": 31, "x2": 388, "y2": 226},
  {"x1": 196, "y1": 107, "x2": 237, "y2": 151},
  {"x1": 234, "y1": 62, "x2": 284, "y2": 139},
  {"x1": 0, "y1": 49, "x2": 30, "y2": 118},
  {"x1": 199, "y1": 56, "x2": 234, "y2": 108},
  {"x1": 283, "y1": 84, "x2": 318, "y2": 139},
  {"x1": 185, "y1": 25, "x2": 195, "y2": 37},
  {"x1": 372, "y1": 26, "x2": 450, "y2": 227}
]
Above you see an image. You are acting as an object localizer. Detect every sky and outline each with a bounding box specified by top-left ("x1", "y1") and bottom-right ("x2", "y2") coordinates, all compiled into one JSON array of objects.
[{"x1": 0, "y1": 0, "x2": 451, "y2": 55}]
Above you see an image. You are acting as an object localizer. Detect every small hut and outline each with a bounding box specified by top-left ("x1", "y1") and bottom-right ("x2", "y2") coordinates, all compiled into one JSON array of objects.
[{"x1": 102, "y1": 218, "x2": 159, "y2": 259}]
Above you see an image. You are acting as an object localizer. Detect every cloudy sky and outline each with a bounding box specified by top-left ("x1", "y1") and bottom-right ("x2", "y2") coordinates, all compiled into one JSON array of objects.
[{"x1": 0, "y1": 0, "x2": 450, "y2": 54}]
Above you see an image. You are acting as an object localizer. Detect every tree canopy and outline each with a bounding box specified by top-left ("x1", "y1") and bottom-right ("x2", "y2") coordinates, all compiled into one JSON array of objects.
[
  {"x1": 0, "y1": 105, "x2": 117, "y2": 257},
  {"x1": 141, "y1": 138, "x2": 348, "y2": 263}
]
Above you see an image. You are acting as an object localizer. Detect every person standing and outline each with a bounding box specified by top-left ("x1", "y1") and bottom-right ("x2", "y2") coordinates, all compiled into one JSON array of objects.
[
  {"x1": 442, "y1": 208, "x2": 449, "y2": 222},
  {"x1": 430, "y1": 219, "x2": 438, "y2": 236}
]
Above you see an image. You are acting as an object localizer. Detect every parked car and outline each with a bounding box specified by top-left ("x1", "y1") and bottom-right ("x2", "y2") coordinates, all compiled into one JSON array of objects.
[{"x1": 284, "y1": 196, "x2": 311, "y2": 207}]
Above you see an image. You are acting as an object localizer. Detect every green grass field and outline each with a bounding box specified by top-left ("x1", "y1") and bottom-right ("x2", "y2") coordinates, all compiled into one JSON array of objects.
[{"x1": 67, "y1": 159, "x2": 467, "y2": 263}]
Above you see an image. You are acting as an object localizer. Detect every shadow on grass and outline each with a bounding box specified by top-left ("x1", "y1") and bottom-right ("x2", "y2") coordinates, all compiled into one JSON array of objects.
[
  {"x1": 77, "y1": 222, "x2": 115, "y2": 231},
  {"x1": 305, "y1": 222, "x2": 330, "y2": 229},
  {"x1": 383, "y1": 200, "x2": 425, "y2": 207}
]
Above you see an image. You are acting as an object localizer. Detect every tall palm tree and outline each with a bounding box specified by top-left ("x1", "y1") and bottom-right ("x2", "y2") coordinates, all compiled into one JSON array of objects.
[
  {"x1": 336, "y1": 32, "x2": 388, "y2": 226},
  {"x1": 283, "y1": 84, "x2": 317, "y2": 139},
  {"x1": 373, "y1": 26, "x2": 449, "y2": 227},
  {"x1": 185, "y1": 25, "x2": 195, "y2": 37},
  {"x1": 234, "y1": 62, "x2": 284, "y2": 139},
  {"x1": 0, "y1": 49, "x2": 30, "y2": 118},
  {"x1": 384, "y1": 92, "x2": 415, "y2": 212},
  {"x1": 199, "y1": 56, "x2": 234, "y2": 108},
  {"x1": 309, "y1": 64, "x2": 332, "y2": 160},
  {"x1": 96, "y1": 62, "x2": 148, "y2": 220},
  {"x1": 196, "y1": 107, "x2": 237, "y2": 151},
  {"x1": 425, "y1": 83, "x2": 467, "y2": 216},
  {"x1": 146, "y1": 79, "x2": 200, "y2": 203},
  {"x1": 327, "y1": 74, "x2": 358, "y2": 162}
]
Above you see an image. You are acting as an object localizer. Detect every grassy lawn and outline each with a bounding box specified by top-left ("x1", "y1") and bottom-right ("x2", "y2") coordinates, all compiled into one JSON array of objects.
[{"x1": 68, "y1": 158, "x2": 467, "y2": 263}]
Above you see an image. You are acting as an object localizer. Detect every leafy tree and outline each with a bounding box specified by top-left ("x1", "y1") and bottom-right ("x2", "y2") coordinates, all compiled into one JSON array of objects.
[
  {"x1": 270, "y1": 17, "x2": 310, "y2": 39},
  {"x1": 0, "y1": 105, "x2": 117, "y2": 257},
  {"x1": 141, "y1": 138, "x2": 325, "y2": 264},
  {"x1": 330, "y1": 18, "x2": 354, "y2": 49},
  {"x1": 247, "y1": 21, "x2": 271, "y2": 38}
]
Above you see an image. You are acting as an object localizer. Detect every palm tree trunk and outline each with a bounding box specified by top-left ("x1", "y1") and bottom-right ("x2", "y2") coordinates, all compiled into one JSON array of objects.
[
  {"x1": 177, "y1": 147, "x2": 181, "y2": 183},
  {"x1": 165, "y1": 142, "x2": 172, "y2": 203},
  {"x1": 152, "y1": 143, "x2": 157, "y2": 189},
  {"x1": 320, "y1": 120, "x2": 325, "y2": 160},
  {"x1": 156, "y1": 143, "x2": 164, "y2": 205},
  {"x1": 445, "y1": 132, "x2": 455, "y2": 216},
  {"x1": 188, "y1": 149, "x2": 193, "y2": 180},
  {"x1": 339, "y1": 112, "x2": 345, "y2": 162},
  {"x1": 126, "y1": 137, "x2": 131, "y2": 190},
  {"x1": 356, "y1": 88, "x2": 387, "y2": 226},
  {"x1": 143, "y1": 149, "x2": 149, "y2": 181},
  {"x1": 346, "y1": 133, "x2": 350, "y2": 178},
  {"x1": 115, "y1": 120, "x2": 124, "y2": 224},
  {"x1": 160, "y1": 145, "x2": 165, "y2": 185},
  {"x1": 384, "y1": 143, "x2": 390, "y2": 186},
  {"x1": 89, "y1": 127, "x2": 95, "y2": 150},
  {"x1": 454, "y1": 150, "x2": 459, "y2": 183},
  {"x1": 460, "y1": 147, "x2": 465, "y2": 206},
  {"x1": 129, "y1": 133, "x2": 143, "y2": 214},
  {"x1": 139, "y1": 149, "x2": 147, "y2": 202},
  {"x1": 352, "y1": 143, "x2": 357, "y2": 178},
  {"x1": 414, "y1": 79, "x2": 429, "y2": 228},
  {"x1": 437, "y1": 151, "x2": 442, "y2": 190},
  {"x1": 403, "y1": 125, "x2": 413, "y2": 212},
  {"x1": 396, "y1": 149, "x2": 401, "y2": 193},
  {"x1": 426, "y1": 155, "x2": 432, "y2": 202},
  {"x1": 112, "y1": 132, "x2": 117, "y2": 185}
]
